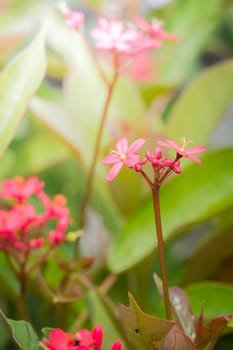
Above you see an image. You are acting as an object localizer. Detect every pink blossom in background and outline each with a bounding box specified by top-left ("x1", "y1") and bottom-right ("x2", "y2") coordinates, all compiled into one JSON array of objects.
[
  {"x1": 134, "y1": 17, "x2": 177, "y2": 41},
  {"x1": 157, "y1": 138, "x2": 206, "y2": 163},
  {"x1": 103, "y1": 138, "x2": 145, "y2": 181},
  {"x1": 0, "y1": 176, "x2": 44, "y2": 202},
  {"x1": 91, "y1": 18, "x2": 160, "y2": 57},
  {"x1": 129, "y1": 52, "x2": 155, "y2": 81},
  {"x1": 59, "y1": 1, "x2": 85, "y2": 31}
]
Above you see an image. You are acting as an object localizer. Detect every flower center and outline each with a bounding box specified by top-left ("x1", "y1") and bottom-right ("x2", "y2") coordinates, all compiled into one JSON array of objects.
[{"x1": 120, "y1": 154, "x2": 126, "y2": 161}]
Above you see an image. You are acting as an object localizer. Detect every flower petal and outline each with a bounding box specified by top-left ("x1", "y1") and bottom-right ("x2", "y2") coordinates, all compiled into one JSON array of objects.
[
  {"x1": 103, "y1": 154, "x2": 119, "y2": 165},
  {"x1": 185, "y1": 146, "x2": 206, "y2": 154},
  {"x1": 124, "y1": 154, "x2": 140, "y2": 167},
  {"x1": 106, "y1": 162, "x2": 123, "y2": 181},
  {"x1": 127, "y1": 138, "x2": 145, "y2": 154},
  {"x1": 116, "y1": 138, "x2": 128, "y2": 154}
]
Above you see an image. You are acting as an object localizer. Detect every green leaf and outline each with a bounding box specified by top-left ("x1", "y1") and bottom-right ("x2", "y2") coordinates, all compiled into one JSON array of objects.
[
  {"x1": 185, "y1": 282, "x2": 233, "y2": 320},
  {"x1": 0, "y1": 309, "x2": 39, "y2": 350},
  {"x1": 88, "y1": 290, "x2": 127, "y2": 349},
  {"x1": 167, "y1": 60, "x2": 233, "y2": 144},
  {"x1": 108, "y1": 148, "x2": 233, "y2": 272},
  {"x1": 182, "y1": 208, "x2": 233, "y2": 284},
  {"x1": 156, "y1": 0, "x2": 224, "y2": 83},
  {"x1": 0, "y1": 24, "x2": 47, "y2": 156},
  {"x1": 119, "y1": 293, "x2": 174, "y2": 350}
]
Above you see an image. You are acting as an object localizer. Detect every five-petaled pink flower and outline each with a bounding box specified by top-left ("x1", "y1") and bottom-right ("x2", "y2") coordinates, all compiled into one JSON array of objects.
[
  {"x1": 157, "y1": 138, "x2": 206, "y2": 163},
  {"x1": 103, "y1": 138, "x2": 145, "y2": 181},
  {"x1": 134, "y1": 17, "x2": 176, "y2": 41}
]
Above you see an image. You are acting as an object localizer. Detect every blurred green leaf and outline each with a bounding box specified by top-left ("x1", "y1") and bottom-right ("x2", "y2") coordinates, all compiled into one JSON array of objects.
[
  {"x1": 185, "y1": 282, "x2": 233, "y2": 320},
  {"x1": 88, "y1": 290, "x2": 126, "y2": 349},
  {"x1": 108, "y1": 148, "x2": 233, "y2": 272},
  {"x1": 156, "y1": 0, "x2": 224, "y2": 83},
  {"x1": 0, "y1": 24, "x2": 47, "y2": 156},
  {"x1": 182, "y1": 208, "x2": 233, "y2": 284},
  {"x1": 119, "y1": 293, "x2": 174, "y2": 350},
  {"x1": 0, "y1": 309, "x2": 39, "y2": 350},
  {"x1": 167, "y1": 59, "x2": 233, "y2": 144}
]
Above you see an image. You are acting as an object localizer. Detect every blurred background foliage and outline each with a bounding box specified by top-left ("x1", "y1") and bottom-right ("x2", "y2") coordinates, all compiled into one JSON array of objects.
[{"x1": 0, "y1": 0, "x2": 233, "y2": 349}]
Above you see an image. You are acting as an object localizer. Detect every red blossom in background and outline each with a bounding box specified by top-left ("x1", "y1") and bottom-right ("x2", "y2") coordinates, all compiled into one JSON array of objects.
[
  {"x1": 0, "y1": 176, "x2": 44, "y2": 202},
  {"x1": 43, "y1": 325, "x2": 122, "y2": 350},
  {"x1": 0, "y1": 176, "x2": 72, "y2": 258},
  {"x1": 103, "y1": 138, "x2": 145, "y2": 181}
]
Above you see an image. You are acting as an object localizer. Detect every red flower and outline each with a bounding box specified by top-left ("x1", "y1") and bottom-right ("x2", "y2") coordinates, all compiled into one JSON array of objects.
[
  {"x1": 0, "y1": 176, "x2": 44, "y2": 202},
  {"x1": 157, "y1": 138, "x2": 206, "y2": 163}
]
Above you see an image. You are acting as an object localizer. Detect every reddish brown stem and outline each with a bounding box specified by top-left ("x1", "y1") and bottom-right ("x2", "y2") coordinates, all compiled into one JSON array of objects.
[
  {"x1": 80, "y1": 72, "x2": 118, "y2": 226},
  {"x1": 151, "y1": 185, "x2": 172, "y2": 320}
]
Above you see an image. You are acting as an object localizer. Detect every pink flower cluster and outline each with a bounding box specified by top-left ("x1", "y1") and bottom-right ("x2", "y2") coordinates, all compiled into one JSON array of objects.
[
  {"x1": 0, "y1": 176, "x2": 71, "y2": 253},
  {"x1": 103, "y1": 138, "x2": 206, "y2": 183},
  {"x1": 43, "y1": 324, "x2": 122, "y2": 350},
  {"x1": 59, "y1": 2, "x2": 175, "y2": 58}
]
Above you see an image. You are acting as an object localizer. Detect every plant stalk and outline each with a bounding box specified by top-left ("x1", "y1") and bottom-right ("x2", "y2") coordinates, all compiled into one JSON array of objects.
[
  {"x1": 80, "y1": 72, "x2": 118, "y2": 226},
  {"x1": 151, "y1": 185, "x2": 172, "y2": 320}
]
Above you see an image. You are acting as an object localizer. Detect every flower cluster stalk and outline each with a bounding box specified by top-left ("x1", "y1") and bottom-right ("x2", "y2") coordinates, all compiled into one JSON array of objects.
[
  {"x1": 80, "y1": 72, "x2": 118, "y2": 225},
  {"x1": 151, "y1": 185, "x2": 172, "y2": 320}
]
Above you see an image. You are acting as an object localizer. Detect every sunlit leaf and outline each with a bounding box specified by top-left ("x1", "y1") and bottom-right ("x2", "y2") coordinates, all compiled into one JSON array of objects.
[
  {"x1": 0, "y1": 24, "x2": 47, "y2": 156},
  {"x1": 167, "y1": 60, "x2": 233, "y2": 144}
]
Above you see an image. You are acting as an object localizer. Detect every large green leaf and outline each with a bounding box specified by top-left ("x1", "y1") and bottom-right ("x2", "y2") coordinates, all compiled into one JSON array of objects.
[
  {"x1": 185, "y1": 282, "x2": 233, "y2": 320},
  {"x1": 0, "y1": 24, "x2": 47, "y2": 156},
  {"x1": 0, "y1": 309, "x2": 39, "y2": 350},
  {"x1": 167, "y1": 60, "x2": 233, "y2": 144},
  {"x1": 156, "y1": 0, "x2": 224, "y2": 83},
  {"x1": 108, "y1": 148, "x2": 233, "y2": 272}
]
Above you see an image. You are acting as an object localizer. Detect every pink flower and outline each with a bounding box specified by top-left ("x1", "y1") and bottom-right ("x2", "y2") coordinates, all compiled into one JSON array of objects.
[
  {"x1": 103, "y1": 138, "x2": 145, "y2": 181},
  {"x1": 134, "y1": 17, "x2": 176, "y2": 41},
  {"x1": 157, "y1": 138, "x2": 206, "y2": 163},
  {"x1": 0, "y1": 176, "x2": 44, "y2": 202},
  {"x1": 91, "y1": 18, "x2": 160, "y2": 56},
  {"x1": 92, "y1": 325, "x2": 103, "y2": 350},
  {"x1": 128, "y1": 52, "x2": 154, "y2": 81},
  {"x1": 59, "y1": 1, "x2": 84, "y2": 31}
]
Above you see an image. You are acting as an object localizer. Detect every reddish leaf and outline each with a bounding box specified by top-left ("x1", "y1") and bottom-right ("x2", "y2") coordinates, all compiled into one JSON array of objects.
[
  {"x1": 153, "y1": 274, "x2": 196, "y2": 340},
  {"x1": 160, "y1": 325, "x2": 195, "y2": 350},
  {"x1": 195, "y1": 315, "x2": 232, "y2": 349},
  {"x1": 119, "y1": 293, "x2": 174, "y2": 350}
]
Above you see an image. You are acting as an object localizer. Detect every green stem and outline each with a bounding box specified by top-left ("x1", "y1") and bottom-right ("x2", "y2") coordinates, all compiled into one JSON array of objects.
[
  {"x1": 151, "y1": 185, "x2": 172, "y2": 320},
  {"x1": 18, "y1": 263, "x2": 27, "y2": 320},
  {"x1": 80, "y1": 72, "x2": 118, "y2": 226}
]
